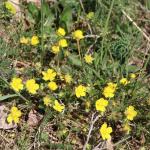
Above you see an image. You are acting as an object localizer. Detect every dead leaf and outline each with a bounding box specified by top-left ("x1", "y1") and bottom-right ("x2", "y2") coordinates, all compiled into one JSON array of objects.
[
  {"x1": 27, "y1": 109, "x2": 43, "y2": 127},
  {"x1": 140, "y1": 133, "x2": 145, "y2": 144},
  {"x1": 0, "y1": 105, "x2": 17, "y2": 129}
]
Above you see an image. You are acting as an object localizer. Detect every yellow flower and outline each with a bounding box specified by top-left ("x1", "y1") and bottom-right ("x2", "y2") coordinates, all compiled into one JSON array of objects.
[
  {"x1": 7, "y1": 106, "x2": 22, "y2": 124},
  {"x1": 25, "y1": 79, "x2": 39, "y2": 94},
  {"x1": 58, "y1": 39, "x2": 68, "y2": 48},
  {"x1": 53, "y1": 100, "x2": 65, "y2": 112},
  {"x1": 42, "y1": 69, "x2": 56, "y2": 81},
  {"x1": 48, "y1": 81, "x2": 58, "y2": 91},
  {"x1": 64, "y1": 74, "x2": 72, "y2": 84},
  {"x1": 100, "y1": 123, "x2": 112, "y2": 140},
  {"x1": 95, "y1": 98, "x2": 108, "y2": 112},
  {"x1": 75, "y1": 85, "x2": 87, "y2": 98},
  {"x1": 57, "y1": 27, "x2": 66, "y2": 36},
  {"x1": 43, "y1": 96, "x2": 52, "y2": 106},
  {"x1": 103, "y1": 82, "x2": 117, "y2": 98},
  {"x1": 123, "y1": 123, "x2": 131, "y2": 134},
  {"x1": 51, "y1": 45, "x2": 60, "y2": 54},
  {"x1": 84, "y1": 54, "x2": 94, "y2": 64},
  {"x1": 86, "y1": 12, "x2": 94, "y2": 19},
  {"x1": 10, "y1": 77, "x2": 23, "y2": 92},
  {"x1": 31, "y1": 35, "x2": 39, "y2": 46},
  {"x1": 20, "y1": 37, "x2": 30, "y2": 44},
  {"x1": 124, "y1": 106, "x2": 137, "y2": 121},
  {"x1": 130, "y1": 73, "x2": 136, "y2": 79},
  {"x1": 5, "y1": 1, "x2": 16, "y2": 14},
  {"x1": 120, "y1": 78, "x2": 130, "y2": 85},
  {"x1": 72, "y1": 30, "x2": 84, "y2": 40}
]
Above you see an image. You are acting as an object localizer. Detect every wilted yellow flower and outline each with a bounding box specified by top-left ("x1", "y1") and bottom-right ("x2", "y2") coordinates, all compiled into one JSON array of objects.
[
  {"x1": 85, "y1": 100, "x2": 91, "y2": 109},
  {"x1": 84, "y1": 54, "x2": 94, "y2": 64},
  {"x1": 57, "y1": 27, "x2": 66, "y2": 36},
  {"x1": 64, "y1": 50, "x2": 70, "y2": 57},
  {"x1": 64, "y1": 74, "x2": 72, "y2": 83},
  {"x1": 26, "y1": 79, "x2": 39, "y2": 94},
  {"x1": 10, "y1": 77, "x2": 23, "y2": 92},
  {"x1": 72, "y1": 30, "x2": 84, "y2": 40},
  {"x1": 5, "y1": 1, "x2": 16, "y2": 14},
  {"x1": 42, "y1": 69, "x2": 56, "y2": 81},
  {"x1": 95, "y1": 98, "x2": 108, "y2": 112},
  {"x1": 57, "y1": 72, "x2": 64, "y2": 81},
  {"x1": 120, "y1": 78, "x2": 130, "y2": 85},
  {"x1": 20, "y1": 37, "x2": 30, "y2": 44},
  {"x1": 59, "y1": 39, "x2": 68, "y2": 48},
  {"x1": 123, "y1": 123, "x2": 131, "y2": 134},
  {"x1": 130, "y1": 73, "x2": 136, "y2": 79},
  {"x1": 51, "y1": 45, "x2": 60, "y2": 54},
  {"x1": 43, "y1": 96, "x2": 52, "y2": 106},
  {"x1": 48, "y1": 81, "x2": 58, "y2": 91},
  {"x1": 100, "y1": 123, "x2": 112, "y2": 140},
  {"x1": 35, "y1": 62, "x2": 42, "y2": 70},
  {"x1": 103, "y1": 82, "x2": 117, "y2": 98},
  {"x1": 75, "y1": 85, "x2": 87, "y2": 98},
  {"x1": 7, "y1": 106, "x2": 22, "y2": 124},
  {"x1": 53, "y1": 100, "x2": 65, "y2": 112},
  {"x1": 124, "y1": 106, "x2": 137, "y2": 121},
  {"x1": 86, "y1": 12, "x2": 94, "y2": 19},
  {"x1": 31, "y1": 35, "x2": 39, "y2": 46}
]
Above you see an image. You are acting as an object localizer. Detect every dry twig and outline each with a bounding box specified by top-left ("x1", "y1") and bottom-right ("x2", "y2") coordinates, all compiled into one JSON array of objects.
[{"x1": 83, "y1": 113, "x2": 100, "y2": 150}]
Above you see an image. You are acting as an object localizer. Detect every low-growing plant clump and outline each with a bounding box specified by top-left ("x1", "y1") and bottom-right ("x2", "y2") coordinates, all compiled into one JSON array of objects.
[{"x1": 0, "y1": 0, "x2": 150, "y2": 149}]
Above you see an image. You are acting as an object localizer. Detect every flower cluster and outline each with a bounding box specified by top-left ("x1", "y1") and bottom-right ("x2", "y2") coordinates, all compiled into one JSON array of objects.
[
  {"x1": 51, "y1": 28, "x2": 84, "y2": 55},
  {"x1": 43, "y1": 96, "x2": 65, "y2": 112},
  {"x1": 10, "y1": 77, "x2": 39, "y2": 94},
  {"x1": 20, "y1": 35, "x2": 39, "y2": 46}
]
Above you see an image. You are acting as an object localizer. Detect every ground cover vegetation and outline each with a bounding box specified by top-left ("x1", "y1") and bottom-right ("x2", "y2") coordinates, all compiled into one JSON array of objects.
[{"x1": 0, "y1": 0, "x2": 150, "y2": 149}]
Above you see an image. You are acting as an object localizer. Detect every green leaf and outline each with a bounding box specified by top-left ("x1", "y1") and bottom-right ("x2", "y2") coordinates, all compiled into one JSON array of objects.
[
  {"x1": 42, "y1": 1, "x2": 49, "y2": 16},
  {"x1": 68, "y1": 54, "x2": 82, "y2": 67},
  {"x1": 60, "y1": 7, "x2": 72, "y2": 31},
  {"x1": 126, "y1": 65, "x2": 140, "y2": 73},
  {"x1": 27, "y1": 2, "x2": 39, "y2": 18},
  {"x1": 0, "y1": 94, "x2": 18, "y2": 101}
]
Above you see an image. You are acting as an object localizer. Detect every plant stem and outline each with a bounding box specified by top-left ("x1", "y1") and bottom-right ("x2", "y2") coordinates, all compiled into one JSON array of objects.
[
  {"x1": 77, "y1": 40, "x2": 82, "y2": 61},
  {"x1": 40, "y1": 0, "x2": 45, "y2": 67},
  {"x1": 101, "y1": 0, "x2": 115, "y2": 59}
]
